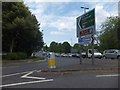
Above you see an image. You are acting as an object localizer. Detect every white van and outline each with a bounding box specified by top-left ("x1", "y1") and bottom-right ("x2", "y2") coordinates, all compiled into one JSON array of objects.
[{"x1": 88, "y1": 49, "x2": 102, "y2": 59}]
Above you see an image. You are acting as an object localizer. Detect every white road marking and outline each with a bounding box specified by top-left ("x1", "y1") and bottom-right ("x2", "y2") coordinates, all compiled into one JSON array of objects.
[
  {"x1": 0, "y1": 79, "x2": 53, "y2": 87},
  {"x1": 96, "y1": 74, "x2": 120, "y2": 77},
  {"x1": 1, "y1": 70, "x2": 37, "y2": 78},
  {"x1": 36, "y1": 70, "x2": 41, "y2": 73},
  {"x1": 21, "y1": 71, "x2": 45, "y2": 80},
  {"x1": 1, "y1": 71, "x2": 29, "y2": 78},
  {"x1": 1, "y1": 70, "x2": 54, "y2": 87},
  {"x1": 22, "y1": 76, "x2": 46, "y2": 80},
  {"x1": 21, "y1": 71, "x2": 33, "y2": 78}
]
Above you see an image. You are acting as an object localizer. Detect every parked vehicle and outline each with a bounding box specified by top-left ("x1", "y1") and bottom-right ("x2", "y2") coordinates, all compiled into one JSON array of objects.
[
  {"x1": 103, "y1": 49, "x2": 120, "y2": 59},
  {"x1": 87, "y1": 49, "x2": 102, "y2": 59},
  {"x1": 72, "y1": 53, "x2": 79, "y2": 58},
  {"x1": 81, "y1": 49, "x2": 102, "y2": 59}
]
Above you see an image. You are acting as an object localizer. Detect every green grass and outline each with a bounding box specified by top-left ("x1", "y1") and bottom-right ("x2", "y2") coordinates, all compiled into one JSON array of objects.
[
  {"x1": 2, "y1": 59, "x2": 27, "y2": 64},
  {"x1": 32, "y1": 57, "x2": 45, "y2": 61},
  {"x1": 2, "y1": 56, "x2": 45, "y2": 65}
]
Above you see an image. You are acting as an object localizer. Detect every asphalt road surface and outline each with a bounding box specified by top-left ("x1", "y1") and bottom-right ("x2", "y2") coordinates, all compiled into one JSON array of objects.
[{"x1": 1, "y1": 57, "x2": 119, "y2": 88}]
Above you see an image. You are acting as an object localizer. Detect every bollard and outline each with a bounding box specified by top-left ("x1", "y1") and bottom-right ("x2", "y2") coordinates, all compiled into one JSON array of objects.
[{"x1": 48, "y1": 52, "x2": 56, "y2": 69}]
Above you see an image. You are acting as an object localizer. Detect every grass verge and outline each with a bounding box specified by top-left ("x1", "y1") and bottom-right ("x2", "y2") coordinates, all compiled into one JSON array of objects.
[{"x1": 2, "y1": 56, "x2": 45, "y2": 65}]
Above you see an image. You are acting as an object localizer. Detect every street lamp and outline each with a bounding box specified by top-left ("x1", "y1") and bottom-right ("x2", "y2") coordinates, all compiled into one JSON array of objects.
[
  {"x1": 81, "y1": 7, "x2": 89, "y2": 13},
  {"x1": 79, "y1": 7, "x2": 89, "y2": 64}
]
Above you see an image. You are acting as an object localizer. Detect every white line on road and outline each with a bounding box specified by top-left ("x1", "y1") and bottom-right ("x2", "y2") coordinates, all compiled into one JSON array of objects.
[
  {"x1": 22, "y1": 76, "x2": 46, "y2": 80},
  {"x1": 96, "y1": 74, "x2": 120, "y2": 77},
  {"x1": 1, "y1": 70, "x2": 37, "y2": 78},
  {"x1": 22, "y1": 76, "x2": 45, "y2": 79},
  {"x1": 21, "y1": 71, "x2": 45, "y2": 80},
  {"x1": 1, "y1": 71, "x2": 29, "y2": 78},
  {"x1": 0, "y1": 79, "x2": 53, "y2": 88},
  {"x1": 21, "y1": 71, "x2": 34, "y2": 78}
]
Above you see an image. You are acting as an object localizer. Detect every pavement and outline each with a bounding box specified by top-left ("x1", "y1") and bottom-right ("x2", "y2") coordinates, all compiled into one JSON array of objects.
[
  {"x1": 41, "y1": 58, "x2": 119, "y2": 73},
  {"x1": 3, "y1": 57, "x2": 119, "y2": 72}
]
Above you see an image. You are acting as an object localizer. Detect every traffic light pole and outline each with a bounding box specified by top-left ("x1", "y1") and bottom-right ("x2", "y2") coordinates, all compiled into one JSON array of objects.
[{"x1": 91, "y1": 35, "x2": 94, "y2": 65}]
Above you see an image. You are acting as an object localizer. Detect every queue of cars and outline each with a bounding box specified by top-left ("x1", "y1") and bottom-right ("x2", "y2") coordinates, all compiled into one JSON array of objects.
[
  {"x1": 55, "y1": 49, "x2": 120, "y2": 59},
  {"x1": 32, "y1": 49, "x2": 120, "y2": 60}
]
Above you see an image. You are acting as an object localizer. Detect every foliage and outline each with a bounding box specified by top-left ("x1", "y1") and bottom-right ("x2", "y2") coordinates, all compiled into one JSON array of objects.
[
  {"x1": 2, "y1": 2, "x2": 44, "y2": 56},
  {"x1": 62, "y1": 42, "x2": 71, "y2": 53},
  {"x1": 73, "y1": 43, "x2": 79, "y2": 49},
  {"x1": 32, "y1": 56, "x2": 45, "y2": 61},
  {"x1": 3, "y1": 52, "x2": 27, "y2": 60},
  {"x1": 99, "y1": 16, "x2": 120, "y2": 51},
  {"x1": 49, "y1": 41, "x2": 71, "y2": 53},
  {"x1": 49, "y1": 41, "x2": 58, "y2": 52}
]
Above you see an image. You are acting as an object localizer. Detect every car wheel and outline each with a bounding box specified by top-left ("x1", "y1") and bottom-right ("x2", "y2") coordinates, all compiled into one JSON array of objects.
[
  {"x1": 117, "y1": 56, "x2": 120, "y2": 60},
  {"x1": 99, "y1": 57, "x2": 102, "y2": 59},
  {"x1": 103, "y1": 56, "x2": 106, "y2": 59}
]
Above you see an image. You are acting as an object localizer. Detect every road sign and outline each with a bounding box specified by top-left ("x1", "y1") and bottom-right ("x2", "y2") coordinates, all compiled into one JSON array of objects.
[
  {"x1": 76, "y1": 9, "x2": 95, "y2": 38},
  {"x1": 80, "y1": 26, "x2": 94, "y2": 37},
  {"x1": 78, "y1": 36, "x2": 91, "y2": 43}
]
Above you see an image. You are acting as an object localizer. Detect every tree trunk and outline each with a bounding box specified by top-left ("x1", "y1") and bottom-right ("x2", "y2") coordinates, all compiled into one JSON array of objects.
[{"x1": 10, "y1": 39, "x2": 14, "y2": 53}]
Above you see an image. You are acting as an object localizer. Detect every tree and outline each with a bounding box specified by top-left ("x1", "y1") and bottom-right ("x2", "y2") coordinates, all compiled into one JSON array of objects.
[
  {"x1": 73, "y1": 43, "x2": 79, "y2": 49},
  {"x1": 49, "y1": 41, "x2": 58, "y2": 52},
  {"x1": 49, "y1": 41, "x2": 71, "y2": 53},
  {"x1": 57, "y1": 43, "x2": 63, "y2": 53},
  {"x1": 99, "y1": 16, "x2": 120, "y2": 51},
  {"x1": 2, "y1": 2, "x2": 44, "y2": 55},
  {"x1": 43, "y1": 44, "x2": 49, "y2": 52},
  {"x1": 62, "y1": 42, "x2": 71, "y2": 53}
]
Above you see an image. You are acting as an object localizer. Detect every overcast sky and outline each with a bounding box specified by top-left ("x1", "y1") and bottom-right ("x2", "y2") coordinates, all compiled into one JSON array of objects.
[{"x1": 23, "y1": 0, "x2": 119, "y2": 46}]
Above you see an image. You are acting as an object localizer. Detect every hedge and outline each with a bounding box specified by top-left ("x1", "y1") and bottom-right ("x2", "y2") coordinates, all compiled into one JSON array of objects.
[{"x1": 3, "y1": 52, "x2": 27, "y2": 60}]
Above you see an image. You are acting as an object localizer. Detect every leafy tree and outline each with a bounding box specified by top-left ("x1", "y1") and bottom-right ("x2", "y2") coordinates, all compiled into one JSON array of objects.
[
  {"x1": 57, "y1": 43, "x2": 63, "y2": 53},
  {"x1": 73, "y1": 43, "x2": 79, "y2": 49},
  {"x1": 2, "y1": 2, "x2": 44, "y2": 56},
  {"x1": 49, "y1": 41, "x2": 58, "y2": 52},
  {"x1": 99, "y1": 16, "x2": 120, "y2": 51},
  {"x1": 62, "y1": 42, "x2": 71, "y2": 53},
  {"x1": 49, "y1": 41, "x2": 71, "y2": 53},
  {"x1": 43, "y1": 44, "x2": 49, "y2": 52}
]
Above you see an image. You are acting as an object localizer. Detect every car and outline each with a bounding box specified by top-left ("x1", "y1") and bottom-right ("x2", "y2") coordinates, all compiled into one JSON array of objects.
[
  {"x1": 88, "y1": 49, "x2": 102, "y2": 59},
  {"x1": 81, "y1": 52, "x2": 87, "y2": 58},
  {"x1": 55, "y1": 53, "x2": 61, "y2": 57},
  {"x1": 103, "y1": 49, "x2": 120, "y2": 59},
  {"x1": 72, "y1": 53, "x2": 79, "y2": 58},
  {"x1": 68, "y1": 53, "x2": 73, "y2": 57}
]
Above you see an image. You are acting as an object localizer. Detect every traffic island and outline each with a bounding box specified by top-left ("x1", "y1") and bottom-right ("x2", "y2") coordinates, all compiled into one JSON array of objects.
[{"x1": 41, "y1": 66, "x2": 120, "y2": 74}]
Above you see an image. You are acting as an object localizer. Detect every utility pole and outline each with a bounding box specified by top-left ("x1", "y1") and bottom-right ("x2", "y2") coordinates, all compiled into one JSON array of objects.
[{"x1": 79, "y1": 7, "x2": 89, "y2": 64}]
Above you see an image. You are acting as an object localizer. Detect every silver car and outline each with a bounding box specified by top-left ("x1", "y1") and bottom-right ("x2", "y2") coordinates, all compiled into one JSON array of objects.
[{"x1": 103, "y1": 49, "x2": 120, "y2": 59}]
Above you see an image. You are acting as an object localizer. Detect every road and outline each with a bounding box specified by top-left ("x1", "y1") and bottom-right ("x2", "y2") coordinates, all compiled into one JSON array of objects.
[{"x1": 1, "y1": 57, "x2": 119, "y2": 88}]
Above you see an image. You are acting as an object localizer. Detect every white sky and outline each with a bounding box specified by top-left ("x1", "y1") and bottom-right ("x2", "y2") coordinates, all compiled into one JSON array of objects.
[{"x1": 23, "y1": 0, "x2": 119, "y2": 46}]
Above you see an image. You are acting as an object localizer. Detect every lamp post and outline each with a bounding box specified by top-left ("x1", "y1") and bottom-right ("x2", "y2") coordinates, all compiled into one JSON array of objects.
[
  {"x1": 79, "y1": 7, "x2": 89, "y2": 64},
  {"x1": 81, "y1": 7, "x2": 89, "y2": 13}
]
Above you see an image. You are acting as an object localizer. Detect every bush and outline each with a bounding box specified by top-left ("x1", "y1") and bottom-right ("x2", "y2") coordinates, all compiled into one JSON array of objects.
[
  {"x1": 30, "y1": 56, "x2": 45, "y2": 61},
  {"x1": 3, "y1": 52, "x2": 27, "y2": 60}
]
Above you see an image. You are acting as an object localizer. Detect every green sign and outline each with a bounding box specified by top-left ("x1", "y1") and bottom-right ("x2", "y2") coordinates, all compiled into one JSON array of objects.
[
  {"x1": 76, "y1": 8, "x2": 95, "y2": 37},
  {"x1": 80, "y1": 9, "x2": 95, "y2": 29}
]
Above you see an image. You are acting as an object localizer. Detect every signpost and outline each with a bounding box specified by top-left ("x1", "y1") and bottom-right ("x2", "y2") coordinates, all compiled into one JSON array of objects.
[
  {"x1": 77, "y1": 9, "x2": 95, "y2": 39},
  {"x1": 76, "y1": 8, "x2": 95, "y2": 65},
  {"x1": 78, "y1": 36, "x2": 91, "y2": 43}
]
